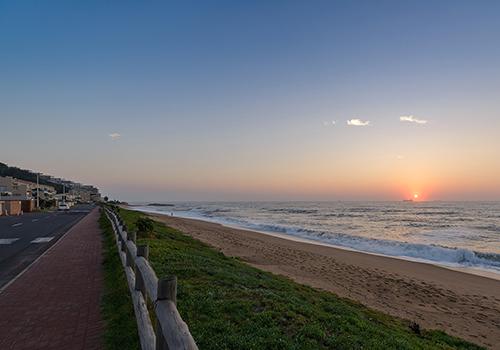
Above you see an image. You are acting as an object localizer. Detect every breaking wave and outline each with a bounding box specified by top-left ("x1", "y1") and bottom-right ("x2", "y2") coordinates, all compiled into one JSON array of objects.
[{"x1": 238, "y1": 222, "x2": 500, "y2": 271}]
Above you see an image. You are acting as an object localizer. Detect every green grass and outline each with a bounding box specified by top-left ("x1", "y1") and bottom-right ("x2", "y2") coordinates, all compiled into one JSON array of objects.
[
  {"x1": 99, "y1": 210, "x2": 140, "y2": 350},
  {"x1": 116, "y1": 207, "x2": 483, "y2": 350}
]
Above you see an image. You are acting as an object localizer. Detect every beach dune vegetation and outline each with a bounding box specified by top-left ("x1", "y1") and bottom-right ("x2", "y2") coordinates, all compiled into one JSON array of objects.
[{"x1": 136, "y1": 217, "x2": 155, "y2": 238}]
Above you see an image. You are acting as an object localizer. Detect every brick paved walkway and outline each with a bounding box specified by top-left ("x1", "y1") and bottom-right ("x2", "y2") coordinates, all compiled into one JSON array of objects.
[{"x1": 0, "y1": 208, "x2": 104, "y2": 350}]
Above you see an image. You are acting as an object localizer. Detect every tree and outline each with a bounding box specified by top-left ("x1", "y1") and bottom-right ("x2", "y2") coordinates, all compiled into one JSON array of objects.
[{"x1": 104, "y1": 196, "x2": 109, "y2": 202}]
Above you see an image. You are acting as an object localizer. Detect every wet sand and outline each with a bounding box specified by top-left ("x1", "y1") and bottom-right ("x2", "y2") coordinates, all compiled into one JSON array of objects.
[{"x1": 148, "y1": 212, "x2": 500, "y2": 349}]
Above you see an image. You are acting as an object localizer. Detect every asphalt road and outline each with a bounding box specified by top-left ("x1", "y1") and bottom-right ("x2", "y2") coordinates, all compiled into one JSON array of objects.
[{"x1": 0, "y1": 204, "x2": 95, "y2": 289}]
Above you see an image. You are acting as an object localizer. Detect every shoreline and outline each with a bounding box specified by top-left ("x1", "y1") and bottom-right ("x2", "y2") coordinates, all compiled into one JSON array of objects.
[
  {"x1": 220, "y1": 222, "x2": 500, "y2": 281},
  {"x1": 132, "y1": 206, "x2": 500, "y2": 281},
  {"x1": 141, "y1": 209, "x2": 500, "y2": 349}
]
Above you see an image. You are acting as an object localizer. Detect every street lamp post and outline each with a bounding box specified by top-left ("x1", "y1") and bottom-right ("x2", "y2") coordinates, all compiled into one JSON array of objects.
[{"x1": 36, "y1": 173, "x2": 40, "y2": 209}]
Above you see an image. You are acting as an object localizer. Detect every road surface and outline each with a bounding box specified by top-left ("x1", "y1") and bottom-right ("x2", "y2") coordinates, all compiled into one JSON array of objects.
[{"x1": 0, "y1": 204, "x2": 95, "y2": 289}]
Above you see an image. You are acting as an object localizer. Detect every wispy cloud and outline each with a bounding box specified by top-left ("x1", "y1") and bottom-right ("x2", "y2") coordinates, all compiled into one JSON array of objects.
[
  {"x1": 323, "y1": 120, "x2": 336, "y2": 126},
  {"x1": 109, "y1": 133, "x2": 121, "y2": 140},
  {"x1": 399, "y1": 115, "x2": 427, "y2": 124},
  {"x1": 347, "y1": 119, "x2": 370, "y2": 126}
]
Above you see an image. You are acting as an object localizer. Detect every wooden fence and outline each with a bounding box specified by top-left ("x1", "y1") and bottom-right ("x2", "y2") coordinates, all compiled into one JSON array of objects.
[{"x1": 104, "y1": 207, "x2": 198, "y2": 350}]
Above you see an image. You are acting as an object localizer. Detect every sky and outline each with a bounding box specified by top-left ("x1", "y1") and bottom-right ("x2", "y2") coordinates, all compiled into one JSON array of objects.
[{"x1": 1, "y1": 0, "x2": 500, "y2": 201}]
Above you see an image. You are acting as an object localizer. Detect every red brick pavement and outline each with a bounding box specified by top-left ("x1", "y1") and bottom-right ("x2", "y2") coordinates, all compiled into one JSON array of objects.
[{"x1": 0, "y1": 208, "x2": 104, "y2": 350}]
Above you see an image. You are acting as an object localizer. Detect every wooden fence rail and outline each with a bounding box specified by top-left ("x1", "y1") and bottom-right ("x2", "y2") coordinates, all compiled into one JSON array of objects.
[{"x1": 103, "y1": 207, "x2": 198, "y2": 350}]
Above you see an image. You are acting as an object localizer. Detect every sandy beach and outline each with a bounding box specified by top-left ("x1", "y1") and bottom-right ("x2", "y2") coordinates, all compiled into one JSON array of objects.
[{"x1": 147, "y1": 212, "x2": 500, "y2": 349}]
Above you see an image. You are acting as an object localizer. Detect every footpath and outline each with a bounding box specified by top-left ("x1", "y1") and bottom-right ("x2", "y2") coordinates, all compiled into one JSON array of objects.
[{"x1": 0, "y1": 208, "x2": 104, "y2": 350}]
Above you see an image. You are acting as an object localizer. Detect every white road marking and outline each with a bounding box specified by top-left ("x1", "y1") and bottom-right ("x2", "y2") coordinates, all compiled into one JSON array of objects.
[
  {"x1": 12, "y1": 223, "x2": 23, "y2": 227},
  {"x1": 32, "y1": 219, "x2": 39, "y2": 222},
  {"x1": 0, "y1": 238, "x2": 20, "y2": 245},
  {"x1": 31, "y1": 237, "x2": 55, "y2": 243}
]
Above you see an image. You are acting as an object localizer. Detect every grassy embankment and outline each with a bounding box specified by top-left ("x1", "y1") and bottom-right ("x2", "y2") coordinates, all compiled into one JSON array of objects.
[
  {"x1": 99, "y1": 210, "x2": 140, "y2": 350},
  {"x1": 113, "y1": 207, "x2": 483, "y2": 350}
]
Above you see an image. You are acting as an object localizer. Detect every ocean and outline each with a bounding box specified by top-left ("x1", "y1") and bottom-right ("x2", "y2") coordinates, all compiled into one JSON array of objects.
[{"x1": 132, "y1": 201, "x2": 500, "y2": 276}]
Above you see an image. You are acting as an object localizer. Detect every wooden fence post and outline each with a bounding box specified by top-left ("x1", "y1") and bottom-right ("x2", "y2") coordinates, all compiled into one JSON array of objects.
[
  {"x1": 128, "y1": 231, "x2": 137, "y2": 243},
  {"x1": 126, "y1": 250, "x2": 133, "y2": 268},
  {"x1": 137, "y1": 244, "x2": 149, "y2": 259},
  {"x1": 157, "y1": 276, "x2": 177, "y2": 305},
  {"x1": 135, "y1": 245, "x2": 149, "y2": 297},
  {"x1": 156, "y1": 320, "x2": 168, "y2": 350},
  {"x1": 125, "y1": 232, "x2": 136, "y2": 268}
]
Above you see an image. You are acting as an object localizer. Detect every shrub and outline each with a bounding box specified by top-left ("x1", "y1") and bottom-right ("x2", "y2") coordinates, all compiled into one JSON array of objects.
[{"x1": 136, "y1": 217, "x2": 155, "y2": 237}]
